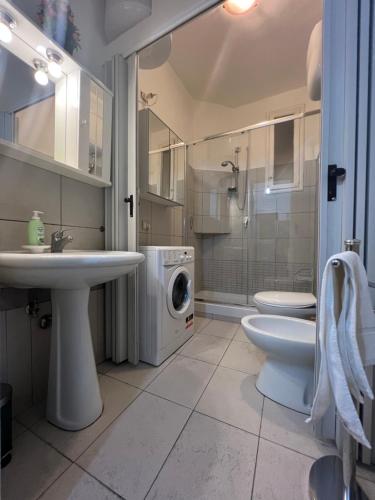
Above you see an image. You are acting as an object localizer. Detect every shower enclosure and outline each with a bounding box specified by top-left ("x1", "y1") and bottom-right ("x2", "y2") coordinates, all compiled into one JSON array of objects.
[{"x1": 185, "y1": 111, "x2": 320, "y2": 308}]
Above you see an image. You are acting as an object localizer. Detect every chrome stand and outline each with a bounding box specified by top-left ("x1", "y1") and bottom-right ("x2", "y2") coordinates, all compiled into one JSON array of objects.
[
  {"x1": 309, "y1": 455, "x2": 369, "y2": 500},
  {"x1": 309, "y1": 239, "x2": 369, "y2": 500}
]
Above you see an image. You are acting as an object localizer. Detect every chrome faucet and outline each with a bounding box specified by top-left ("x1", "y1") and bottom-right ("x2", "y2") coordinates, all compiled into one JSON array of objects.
[{"x1": 51, "y1": 229, "x2": 73, "y2": 253}]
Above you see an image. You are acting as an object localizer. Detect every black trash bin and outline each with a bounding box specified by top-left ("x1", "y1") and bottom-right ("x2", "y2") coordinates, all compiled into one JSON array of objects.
[{"x1": 1, "y1": 383, "x2": 12, "y2": 468}]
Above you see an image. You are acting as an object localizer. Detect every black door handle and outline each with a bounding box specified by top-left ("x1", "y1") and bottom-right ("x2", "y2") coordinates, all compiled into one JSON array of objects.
[
  {"x1": 124, "y1": 195, "x2": 134, "y2": 217},
  {"x1": 328, "y1": 164, "x2": 346, "y2": 201}
]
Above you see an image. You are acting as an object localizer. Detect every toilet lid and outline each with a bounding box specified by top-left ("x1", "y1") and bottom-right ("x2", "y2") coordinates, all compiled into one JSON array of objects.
[{"x1": 254, "y1": 291, "x2": 316, "y2": 309}]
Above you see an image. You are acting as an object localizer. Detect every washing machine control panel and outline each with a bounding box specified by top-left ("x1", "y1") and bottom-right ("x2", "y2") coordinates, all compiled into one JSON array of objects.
[{"x1": 162, "y1": 248, "x2": 194, "y2": 266}]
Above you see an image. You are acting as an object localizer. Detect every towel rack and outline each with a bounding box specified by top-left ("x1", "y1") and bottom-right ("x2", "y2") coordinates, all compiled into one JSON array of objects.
[{"x1": 309, "y1": 239, "x2": 369, "y2": 500}]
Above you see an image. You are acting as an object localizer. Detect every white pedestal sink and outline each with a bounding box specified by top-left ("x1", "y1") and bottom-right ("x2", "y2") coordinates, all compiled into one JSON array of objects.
[{"x1": 0, "y1": 250, "x2": 144, "y2": 431}]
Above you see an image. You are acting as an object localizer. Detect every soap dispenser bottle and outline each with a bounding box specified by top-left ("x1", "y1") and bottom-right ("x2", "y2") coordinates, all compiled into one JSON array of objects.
[{"x1": 28, "y1": 211, "x2": 45, "y2": 246}]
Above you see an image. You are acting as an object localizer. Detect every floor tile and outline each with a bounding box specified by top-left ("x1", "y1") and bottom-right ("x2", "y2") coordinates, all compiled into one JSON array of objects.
[
  {"x1": 146, "y1": 412, "x2": 257, "y2": 500},
  {"x1": 107, "y1": 355, "x2": 176, "y2": 389},
  {"x1": 198, "y1": 319, "x2": 238, "y2": 339},
  {"x1": 96, "y1": 360, "x2": 115, "y2": 375},
  {"x1": 233, "y1": 327, "x2": 250, "y2": 343},
  {"x1": 179, "y1": 334, "x2": 230, "y2": 365},
  {"x1": 32, "y1": 375, "x2": 140, "y2": 461},
  {"x1": 220, "y1": 340, "x2": 266, "y2": 374},
  {"x1": 358, "y1": 477, "x2": 375, "y2": 498},
  {"x1": 357, "y1": 464, "x2": 375, "y2": 484},
  {"x1": 78, "y1": 392, "x2": 191, "y2": 500},
  {"x1": 147, "y1": 355, "x2": 215, "y2": 408},
  {"x1": 252, "y1": 438, "x2": 313, "y2": 500},
  {"x1": 40, "y1": 464, "x2": 118, "y2": 499},
  {"x1": 176, "y1": 336, "x2": 194, "y2": 354},
  {"x1": 196, "y1": 366, "x2": 263, "y2": 435},
  {"x1": 15, "y1": 400, "x2": 45, "y2": 428},
  {"x1": 1, "y1": 431, "x2": 70, "y2": 500},
  {"x1": 12, "y1": 419, "x2": 27, "y2": 439},
  {"x1": 194, "y1": 316, "x2": 210, "y2": 333},
  {"x1": 261, "y1": 398, "x2": 337, "y2": 459}
]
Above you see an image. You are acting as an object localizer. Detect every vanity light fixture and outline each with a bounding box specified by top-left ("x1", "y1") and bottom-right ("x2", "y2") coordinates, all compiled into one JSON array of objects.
[
  {"x1": 33, "y1": 59, "x2": 49, "y2": 86},
  {"x1": 223, "y1": 0, "x2": 257, "y2": 15},
  {"x1": 0, "y1": 10, "x2": 16, "y2": 44},
  {"x1": 46, "y1": 48, "x2": 63, "y2": 78}
]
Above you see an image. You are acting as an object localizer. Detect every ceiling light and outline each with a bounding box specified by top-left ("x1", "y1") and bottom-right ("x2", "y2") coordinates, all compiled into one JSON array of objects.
[
  {"x1": 46, "y1": 48, "x2": 63, "y2": 78},
  {"x1": 0, "y1": 10, "x2": 16, "y2": 44},
  {"x1": 33, "y1": 59, "x2": 49, "y2": 86},
  {"x1": 223, "y1": 0, "x2": 257, "y2": 15}
]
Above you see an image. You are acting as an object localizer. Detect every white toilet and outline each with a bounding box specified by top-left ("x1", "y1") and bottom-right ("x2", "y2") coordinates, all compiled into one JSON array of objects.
[
  {"x1": 241, "y1": 314, "x2": 316, "y2": 414},
  {"x1": 253, "y1": 291, "x2": 316, "y2": 319}
]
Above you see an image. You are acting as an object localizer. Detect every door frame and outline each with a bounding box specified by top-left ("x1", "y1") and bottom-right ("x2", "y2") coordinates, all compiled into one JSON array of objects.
[
  {"x1": 318, "y1": 0, "x2": 375, "y2": 452},
  {"x1": 109, "y1": 1, "x2": 366, "y2": 441}
]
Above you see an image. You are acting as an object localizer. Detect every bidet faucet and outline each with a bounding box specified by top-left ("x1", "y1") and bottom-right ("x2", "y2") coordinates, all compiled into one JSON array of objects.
[{"x1": 51, "y1": 229, "x2": 73, "y2": 253}]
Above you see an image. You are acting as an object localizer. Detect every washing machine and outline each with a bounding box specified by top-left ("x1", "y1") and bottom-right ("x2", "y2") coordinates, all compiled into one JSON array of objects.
[{"x1": 138, "y1": 246, "x2": 195, "y2": 366}]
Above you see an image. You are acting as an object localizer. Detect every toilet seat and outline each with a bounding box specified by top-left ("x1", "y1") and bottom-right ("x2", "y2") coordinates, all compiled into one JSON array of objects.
[{"x1": 254, "y1": 291, "x2": 316, "y2": 309}]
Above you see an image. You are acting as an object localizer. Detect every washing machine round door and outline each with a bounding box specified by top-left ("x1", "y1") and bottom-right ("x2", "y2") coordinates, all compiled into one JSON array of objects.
[{"x1": 167, "y1": 266, "x2": 192, "y2": 319}]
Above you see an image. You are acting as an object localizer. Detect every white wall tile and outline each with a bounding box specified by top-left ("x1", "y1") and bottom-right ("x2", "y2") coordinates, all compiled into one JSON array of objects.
[
  {"x1": 62, "y1": 226, "x2": 105, "y2": 250},
  {"x1": 213, "y1": 237, "x2": 243, "y2": 261},
  {"x1": 0, "y1": 220, "x2": 29, "y2": 251},
  {"x1": 256, "y1": 214, "x2": 277, "y2": 238},
  {"x1": 202, "y1": 192, "x2": 229, "y2": 217},
  {"x1": 0, "y1": 156, "x2": 60, "y2": 224},
  {"x1": 256, "y1": 239, "x2": 276, "y2": 262},
  {"x1": 6, "y1": 307, "x2": 32, "y2": 415},
  {"x1": 61, "y1": 177, "x2": 105, "y2": 228},
  {"x1": 276, "y1": 188, "x2": 315, "y2": 214},
  {"x1": 254, "y1": 191, "x2": 277, "y2": 214},
  {"x1": 276, "y1": 238, "x2": 314, "y2": 264}
]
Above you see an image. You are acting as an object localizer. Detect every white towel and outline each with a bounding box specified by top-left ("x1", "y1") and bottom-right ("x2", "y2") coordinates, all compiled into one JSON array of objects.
[{"x1": 308, "y1": 252, "x2": 375, "y2": 448}]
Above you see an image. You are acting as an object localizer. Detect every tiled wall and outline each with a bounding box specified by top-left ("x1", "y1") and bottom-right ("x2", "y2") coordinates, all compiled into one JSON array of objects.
[
  {"x1": 0, "y1": 154, "x2": 106, "y2": 416},
  {"x1": 138, "y1": 198, "x2": 184, "y2": 246},
  {"x1": 187, "y1": 160, "x2": 317, "y2": 300}
]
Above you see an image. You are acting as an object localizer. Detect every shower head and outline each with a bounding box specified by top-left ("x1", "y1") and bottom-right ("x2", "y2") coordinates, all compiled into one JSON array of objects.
[
  {"x1": 221, "y1": 160, "x2": 235, "y2": 169},
  {"x1": 221, "y1": 160, "x2": 239, "y2": 173}
]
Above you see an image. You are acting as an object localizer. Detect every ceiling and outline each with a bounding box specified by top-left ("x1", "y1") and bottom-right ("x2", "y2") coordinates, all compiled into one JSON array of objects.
[{"x1": 167, "y1": 0, "x2": 322, "y2": 108}]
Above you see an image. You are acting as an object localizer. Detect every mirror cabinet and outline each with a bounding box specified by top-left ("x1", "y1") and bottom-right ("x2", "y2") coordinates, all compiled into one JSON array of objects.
[
  {"x1": 139, "y1": 109, "x2": 185, "y2": 206},
  {"x1": 0, "y1": 0, "x2": 112, "y2": 186}
]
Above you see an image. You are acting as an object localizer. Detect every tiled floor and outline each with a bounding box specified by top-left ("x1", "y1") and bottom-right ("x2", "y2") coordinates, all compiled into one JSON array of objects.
[{"x1": 3, "y1": 317, "x2": 375, "y2": 500}]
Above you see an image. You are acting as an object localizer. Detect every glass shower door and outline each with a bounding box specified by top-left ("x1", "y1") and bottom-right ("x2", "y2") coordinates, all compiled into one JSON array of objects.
[
  {"x1": 245, "y1": 113, "x2": 319, "y2": 304},
  {"x1": 186, "y1": 132, "x2": 250, "y2": 306}
]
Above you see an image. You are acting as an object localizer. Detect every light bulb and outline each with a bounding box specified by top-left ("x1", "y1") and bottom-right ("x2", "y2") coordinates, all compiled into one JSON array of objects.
[
  {"x1": 36, "y1": 45, "x2": 47, "y2": 56},
  {"x1": 48, "y1": 60, "x2": 62, "y2": 78},
  {"x1": 46, "y1": 48, "x2": 63, "y2": 79},
  {"x1": 34, "y1": 69, "x2": 49, "y2": 86},
  {"x1": 0, "y1": 21, "x2": 12, "y2": 43},
  {"x1": 224, "y1": 0, "x2": 257, "y2": 15}
]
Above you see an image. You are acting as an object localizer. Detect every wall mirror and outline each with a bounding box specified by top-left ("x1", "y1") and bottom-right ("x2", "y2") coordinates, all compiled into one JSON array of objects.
[
  {"x1": 0, "y1": 0, "x2": 112, "y2": 187},
  {"x1": 139, "y1": 109, "x2": 185, "y2": 206},
  {"x1": 0, "y1": 46, "x2": 58, "y2": 158}
]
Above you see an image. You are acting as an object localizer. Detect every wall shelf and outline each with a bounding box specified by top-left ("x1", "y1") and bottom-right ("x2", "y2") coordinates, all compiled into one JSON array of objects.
[
  {"x1": 0, "y1": 139, "x2": 111, "y2": 188},
  {"x1": 140, "y1": 191, "x2": 182, "y2": 207}
]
